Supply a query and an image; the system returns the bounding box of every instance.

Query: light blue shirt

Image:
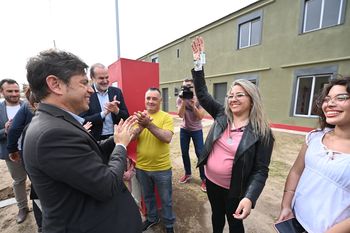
[94,84,114,136]
[66,110,85,125]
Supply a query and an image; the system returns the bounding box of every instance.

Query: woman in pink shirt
[191,37,274,233]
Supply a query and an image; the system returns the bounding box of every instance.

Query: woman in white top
[278,76,350,233]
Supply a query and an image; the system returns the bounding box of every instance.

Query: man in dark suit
[81,63,129,140]
[23,50,142,233]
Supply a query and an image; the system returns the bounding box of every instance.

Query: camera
[179,85,194,99]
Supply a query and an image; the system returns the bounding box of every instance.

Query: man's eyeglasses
[226,92,248,100]
[322,94,350,104]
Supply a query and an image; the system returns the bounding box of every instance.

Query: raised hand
[191,36,205,61]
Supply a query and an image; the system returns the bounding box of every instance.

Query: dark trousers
[206,179,244,233]
[180,128,205,180]
[33,200,42,228]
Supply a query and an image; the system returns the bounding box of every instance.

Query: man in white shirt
[81,63,129,140]
[0,79,28,224]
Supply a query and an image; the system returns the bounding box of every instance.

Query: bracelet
[284,189,295,193]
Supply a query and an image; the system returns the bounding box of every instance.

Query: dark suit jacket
[23,103,141,233]
[81,86,129,140]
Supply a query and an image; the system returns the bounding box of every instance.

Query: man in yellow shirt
[134,87,175,233]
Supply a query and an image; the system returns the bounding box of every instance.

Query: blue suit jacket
[0,100,23,160]
[7,102,34,154]
[81,86,129,140]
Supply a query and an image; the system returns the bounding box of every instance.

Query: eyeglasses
[226,92,248,100]
[322,94,350,104]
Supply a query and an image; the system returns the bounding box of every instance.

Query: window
[239,18,261,48]
[162,88,169,112]
[302,0,345,33]
[151,55,159,63]
[176,49,180,58]
[235,73,259,86]
[213,83,227,105]
[237,10,263,49]
[293,74,331,116]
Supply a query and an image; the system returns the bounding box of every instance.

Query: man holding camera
[177,78,206,192]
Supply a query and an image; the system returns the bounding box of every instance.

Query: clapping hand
[83,121,93,132]
[105,96,120,114]
[134,111,153,128]
[113,116,137,147]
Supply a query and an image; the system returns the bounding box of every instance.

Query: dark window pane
[239,22,249,48]
[162,88,168,111]
[251,19,261,45]
[295,77,312,115]
[323,0,341,27]
[304,0,322,31]
[151,57,159,63]
[214,83,227,105]
[311,75,331,114]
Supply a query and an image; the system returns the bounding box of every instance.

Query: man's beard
[5,96,20,105]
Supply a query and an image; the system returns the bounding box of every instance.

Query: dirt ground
[0,117,305,233]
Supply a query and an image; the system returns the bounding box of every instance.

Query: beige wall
[141,0,350,128]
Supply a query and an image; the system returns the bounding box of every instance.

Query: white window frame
[293,76,316,117]
[303,0,345,33]
[293,75,331,117]
[239,20,260,49]
[236,10,263,50]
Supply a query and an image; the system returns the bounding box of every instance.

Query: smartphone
[273,218,307,233]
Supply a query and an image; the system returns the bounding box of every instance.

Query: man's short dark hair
[26,49,88,101]
[0,79,19,90]
[147,87,161,95]
[183,78,193,83]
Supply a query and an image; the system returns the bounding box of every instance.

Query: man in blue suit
[81,63,129,140]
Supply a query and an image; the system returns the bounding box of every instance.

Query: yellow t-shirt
[136,111,174,171]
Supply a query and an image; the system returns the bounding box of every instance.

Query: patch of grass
[269,160,291,180]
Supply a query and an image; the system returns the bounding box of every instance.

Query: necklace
[226,125,245,145]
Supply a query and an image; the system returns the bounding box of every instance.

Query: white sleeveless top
[292,129,350,233]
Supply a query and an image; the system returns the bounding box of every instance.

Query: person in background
[0,78,29,224]
[133,87,176,233]
[191,37,274,233]
[23,49,142,233]
[81,63,129,140]
[177,78,206,192]
[7,88,42,232]
[278,76,350,233]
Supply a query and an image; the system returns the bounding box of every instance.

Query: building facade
[139,0,350,129]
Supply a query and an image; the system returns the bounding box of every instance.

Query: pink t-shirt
[176,97,203,131]
[205,126,243,189]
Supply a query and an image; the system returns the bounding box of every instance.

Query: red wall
[108,58,159,161]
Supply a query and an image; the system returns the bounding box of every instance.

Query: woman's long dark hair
[313,75,350,129]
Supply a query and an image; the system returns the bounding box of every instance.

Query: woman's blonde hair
[224,79,272,143]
